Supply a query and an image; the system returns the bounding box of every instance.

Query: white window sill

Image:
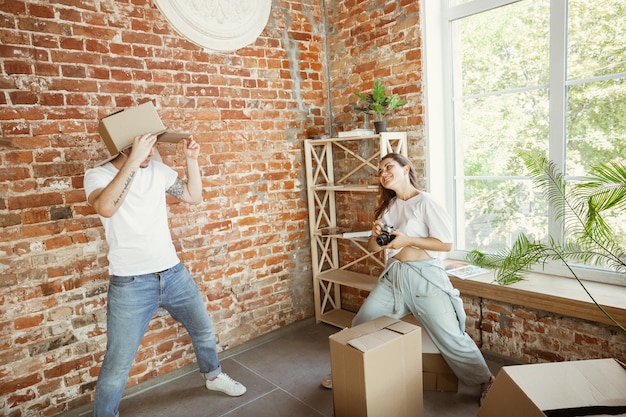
[445,262,626,328]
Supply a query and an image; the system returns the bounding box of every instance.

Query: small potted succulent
[355,80,407,133]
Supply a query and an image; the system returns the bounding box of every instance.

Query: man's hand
[126,133,158,166]
[182,137,200,160]
[88,133,157,218]
[175,136,203,205]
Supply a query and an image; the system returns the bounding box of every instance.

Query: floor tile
[233,321,335,416]
[222,389,326,417]
[117,359,274,417]
[63,319,507,417]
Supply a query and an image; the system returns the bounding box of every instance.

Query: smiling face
[377,157,408,190]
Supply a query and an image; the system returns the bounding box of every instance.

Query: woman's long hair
[374,153,420,219]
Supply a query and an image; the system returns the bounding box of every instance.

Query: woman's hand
[382,228,408,249]
[371,220,383,239]
[369,220,406,251]
[371,220,408,249]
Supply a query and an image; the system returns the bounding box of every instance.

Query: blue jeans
[92,263,221,417]
[353,258,492,386]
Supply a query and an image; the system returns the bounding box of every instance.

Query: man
[84,133,246,417]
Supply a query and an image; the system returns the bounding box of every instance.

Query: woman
[323,153,494,404]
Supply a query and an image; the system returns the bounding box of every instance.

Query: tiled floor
[64,318,506,417]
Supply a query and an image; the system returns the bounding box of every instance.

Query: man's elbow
[91,201,115,218]
[96,207,115,218]
[187,193,203,205]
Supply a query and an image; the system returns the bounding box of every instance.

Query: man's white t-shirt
[379,191,453,260]
[84,160,180,276]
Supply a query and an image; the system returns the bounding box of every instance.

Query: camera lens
[376,231,395,246]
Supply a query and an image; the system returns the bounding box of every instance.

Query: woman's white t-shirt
[84,160,180,276]
[379,191,453,260]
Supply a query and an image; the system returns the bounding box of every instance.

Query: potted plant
[355,80,407,133]
[466,153,626,332]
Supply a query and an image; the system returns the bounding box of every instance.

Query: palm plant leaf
[519,154,619,254]
[467,233,549,285]
[466,153,626,331]
[576,161,626,219]
[572,161,626,268]
[520,154,586,230]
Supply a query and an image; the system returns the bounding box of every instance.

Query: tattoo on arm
[113,171,136,206]
[166,177,186,199]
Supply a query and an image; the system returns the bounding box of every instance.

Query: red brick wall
[464,296,626,363]
[325,0,426,181]
[1,0,624,415]
[323,0,427,316]
[323,0,626,372]
[0,0,326,415]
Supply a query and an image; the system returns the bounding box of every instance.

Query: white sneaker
[321,373,332,389]
[205,373,247,396]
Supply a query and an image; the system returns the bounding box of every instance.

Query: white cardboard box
[329,316,423,417]
[478,358,626,417]
[97,101,189,155]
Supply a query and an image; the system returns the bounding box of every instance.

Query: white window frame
[423,0,625,286]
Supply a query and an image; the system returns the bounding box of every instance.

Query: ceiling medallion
[154,0,272,52]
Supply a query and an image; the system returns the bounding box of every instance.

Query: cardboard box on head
[97,101,190,156]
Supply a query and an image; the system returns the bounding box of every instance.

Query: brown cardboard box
[97,101,190,155]
[401,315,458,392]
[478,358,626,417]
[421,329,458,392]
[329,316,423,417]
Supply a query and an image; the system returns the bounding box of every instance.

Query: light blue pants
[353,258,493,386]
[92,262,221,417]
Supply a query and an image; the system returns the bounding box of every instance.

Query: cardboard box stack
[478,358,626,417]
[401,315,458,392]
[421,329,458,392]
[329,316,423,417]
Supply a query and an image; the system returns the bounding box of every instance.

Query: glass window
[429,0,626,282]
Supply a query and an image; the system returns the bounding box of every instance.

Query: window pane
[567,0,626,80]
[603,206,626,250]
[451,0,550,251]
[444,0,625,281]
[456,179,548,251]
[457,89,549,177]
[452,0,550,97]
[566,77,626,176]
[564,0,626,275]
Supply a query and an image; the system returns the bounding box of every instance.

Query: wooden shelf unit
[304,132,408,328]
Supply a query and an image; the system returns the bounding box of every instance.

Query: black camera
[376,224,396,246]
